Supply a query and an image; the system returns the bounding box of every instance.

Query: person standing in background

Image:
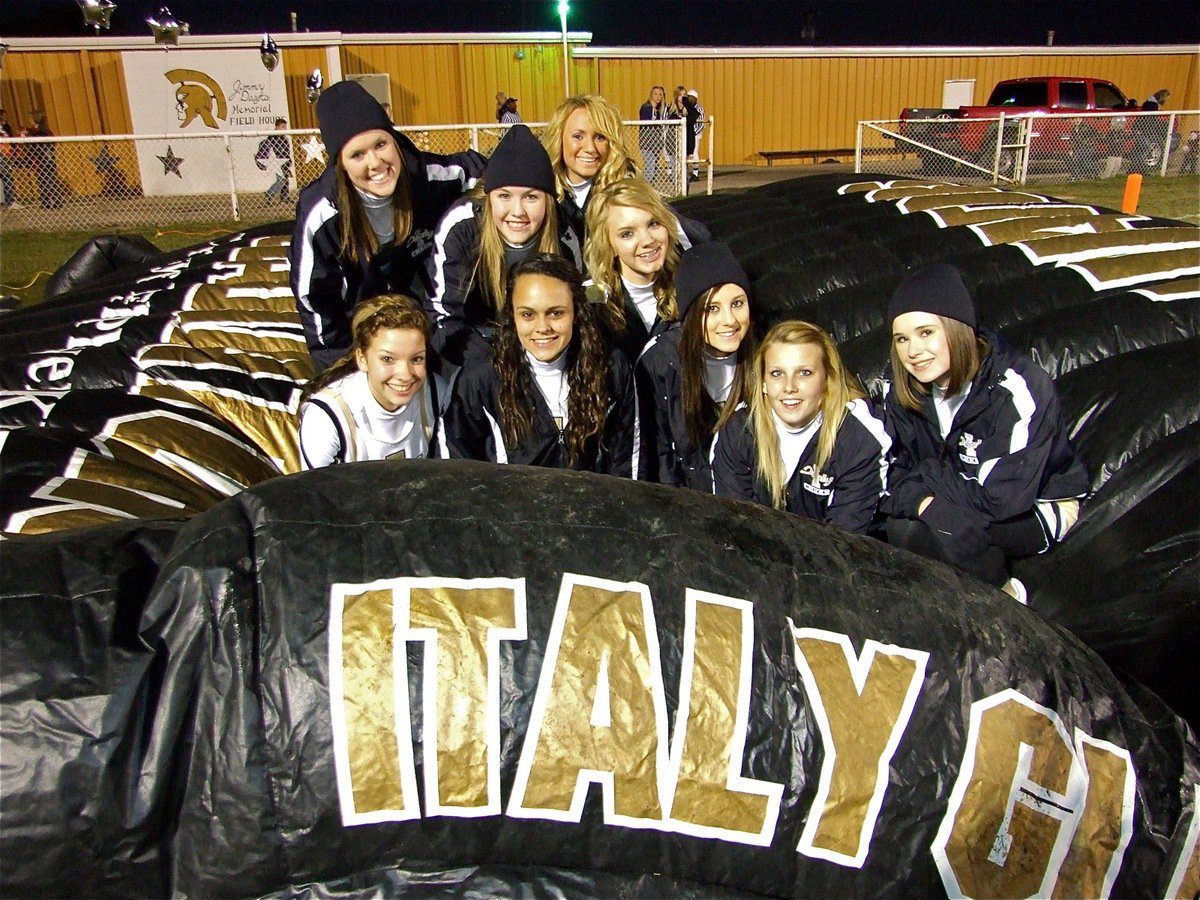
[500,97,522,124]
[683,89,706,183]
[255,118,293,204]
[21,112,62,209]
[638,85,669,184]
[0,109,16,208]
[495,91,508,122]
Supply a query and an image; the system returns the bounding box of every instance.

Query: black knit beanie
[887,262,976,330]
[317,81,394,162]
[674,242,752,321]
[483,124,556,195]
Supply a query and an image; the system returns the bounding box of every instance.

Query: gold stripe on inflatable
[897,190,1052,213]
[969,214,1148,246]
[1014,226,1200,265]
[1065,247,1200,291]
[926,205,1100,227]
[137,342,314,381]
[186,282,299,313]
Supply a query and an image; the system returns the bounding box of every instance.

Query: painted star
[157,145,184,178]
[300,135,326,164]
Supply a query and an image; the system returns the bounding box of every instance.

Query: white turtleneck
[566,176,593,209]
[526,350,570,426]
[773,410,823,481]
[933,382,971,439]
[622,276,658,330]
[356,188,396,246]
[702,350,737,403]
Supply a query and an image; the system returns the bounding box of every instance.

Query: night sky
[4,0,1198,46]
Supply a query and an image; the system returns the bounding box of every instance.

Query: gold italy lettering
[792,627,928,867]
[933,691,1088,899]
[329,583,419,825]
[509,575,668,826]
[1052,736,1134,899]
[407,580,525,816]
[667,590,783,845]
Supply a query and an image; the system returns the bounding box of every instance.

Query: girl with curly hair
[299,294,453,468]
[443,253,639,476]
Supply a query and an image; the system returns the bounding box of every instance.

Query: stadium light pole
[558,0,570,98]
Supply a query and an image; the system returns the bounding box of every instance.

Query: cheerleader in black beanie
[290,81,485,370]
[883,263,1089,602]
[443,253,639,476]
[636,241,755,490]
[425,124,581,368]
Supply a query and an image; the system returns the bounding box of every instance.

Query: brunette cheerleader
[298,294,451,468]
[712,320,891,534]
[636,241,754,490]
[290,81,485,369]
[443,253,639,476]
[882,263,1088,602]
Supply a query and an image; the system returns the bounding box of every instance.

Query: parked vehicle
[899,76,1174,176]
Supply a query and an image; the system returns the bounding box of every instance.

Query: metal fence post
[1161,112,1176,176]
[223,134,240,222]
[705,115,714,195]
[992,112,1006,184]
[855,121,864,173]
[469,126,479,153]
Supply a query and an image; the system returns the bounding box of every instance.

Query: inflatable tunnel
[1,175,1198,897]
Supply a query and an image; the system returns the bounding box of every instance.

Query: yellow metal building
[2,32,1196,167]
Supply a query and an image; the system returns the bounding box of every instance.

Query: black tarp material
[2,176,1200,897]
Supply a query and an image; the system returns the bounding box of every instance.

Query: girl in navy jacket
[289,81,485,370]
[712,320,891,534]
[443,253,639,477]
[426,125,582,369]
[584,177,709,362]
[882,263,1089,601]
[636,242,755,491]
[298,294,451,468]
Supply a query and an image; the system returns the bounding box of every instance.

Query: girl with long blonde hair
[541,94,639,244]
[584,177,709,361]
[426,125,578,367]
[711,320,891,534]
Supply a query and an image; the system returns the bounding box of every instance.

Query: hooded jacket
[289,130,485,368]
[711,400,891,534]
[882,333,1089,535]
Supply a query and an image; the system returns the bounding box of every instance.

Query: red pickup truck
[899,76,1169,176]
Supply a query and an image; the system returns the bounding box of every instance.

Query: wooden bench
[757,147,898,166]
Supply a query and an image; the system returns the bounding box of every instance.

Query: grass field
[1,174,1197,309]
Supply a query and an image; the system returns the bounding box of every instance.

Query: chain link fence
[856,110,1199,184]
[0,119,696,234]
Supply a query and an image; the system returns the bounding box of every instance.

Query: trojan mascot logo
[165,68,227,129]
